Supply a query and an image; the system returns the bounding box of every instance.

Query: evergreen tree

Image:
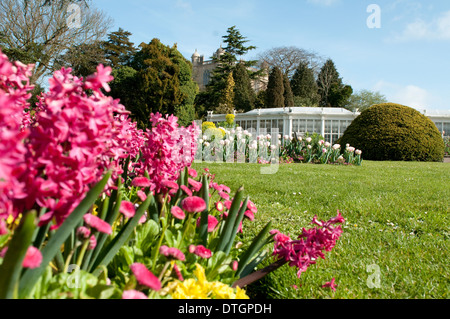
[108,38,197,128]
[103,28,137,69]
[233,62,255,112]
[265,67,284,108]
[317,59,352,108]
[200,26,260,111]
[283,73,294,108]
[290,61,320,106]
[215,72,235,114]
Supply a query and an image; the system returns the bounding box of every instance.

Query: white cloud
[373,81,431,111]
[391,10,450,42]
[307,0,339,7]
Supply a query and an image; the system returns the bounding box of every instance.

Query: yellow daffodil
[168,264,249,299]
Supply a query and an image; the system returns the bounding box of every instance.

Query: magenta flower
[76,226,91,240]
[159,245,186,261]
[181,196,206,213]
[120,201,136,218]
[196,215,218,232]
[137,190,147,202]
[244,210,255,221]
[188,168,197,178]
[84,64,114,92]
[122,290,148,299]
[171,206,186,220]
[83,214,112,235]
[173,263,184,281]
[1,246,42,269]
[88,235,97,250]
[132,177,151,188]
[188,178,202,192]
[180,185,192,197]
[130,263,161,291]
[215,201,224,212]
[0,219,7,235]
[322,278,338,291]
[161,180,179,190]
[22,246,43,269]
[191,245,212,259]
[247,200,257,214]
[218,191,230,200]
[272,213,345,278]
[232,260,238,271]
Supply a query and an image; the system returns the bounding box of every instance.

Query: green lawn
[192,161,450,299]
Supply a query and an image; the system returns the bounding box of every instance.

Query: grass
[192,160,450,299]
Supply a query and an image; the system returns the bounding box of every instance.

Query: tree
[0,0,112,84]
[345,89,388,112]
[258,46,324,79]
[317,59,352,108]
[283,74,294,108]
[215,72,235,114]
[109,39,198,128]
[54,41,108,78]
[103,28,137,69]
[290,61,320,106]
[233,62,255,112]
[265,67,284,108]
[200,26,261,111]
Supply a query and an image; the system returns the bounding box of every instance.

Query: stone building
[191,47,268,92]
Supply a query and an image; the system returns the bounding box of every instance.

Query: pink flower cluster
[135,112,200,194]
[271,211,345,278]
[14,65,130,228]
[0,50,34,220]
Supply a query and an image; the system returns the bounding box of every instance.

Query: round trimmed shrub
[337,103,445,161]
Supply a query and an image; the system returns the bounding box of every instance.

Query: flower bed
[199,125,363,166]
[0,51,345,299]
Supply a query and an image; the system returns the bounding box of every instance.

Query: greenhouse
[207,107,450,144]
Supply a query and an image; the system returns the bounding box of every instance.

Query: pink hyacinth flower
[181,196,206,213]
[122,290,148,299]
[130,263,161,291]
[83,214,112,235]
[0,219,8,235]
[171,206,186,220]
[322,278,338,291]
[120,201,136,218]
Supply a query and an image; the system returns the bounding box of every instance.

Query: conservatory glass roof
[242,107,357,116]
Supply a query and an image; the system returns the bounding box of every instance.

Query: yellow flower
[168,264,249,299]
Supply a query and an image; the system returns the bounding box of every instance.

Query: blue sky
[94,0,450,112]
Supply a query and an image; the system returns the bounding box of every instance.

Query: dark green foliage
[265,67,284,108]
[200,26,260,111]
[108,39,198,128]
[283,73,294,108]
[337,103,445,162]
[103,28,137,69]
[233,62,255,112]
[290,61,319,105]
[317,59,352,108]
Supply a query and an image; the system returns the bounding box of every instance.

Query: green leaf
[89,191,153,273]
[215,186,245,253]
[223,196,249,255]
[198,175,210,245]
[18,171,112,299]
[236,221,273,278]
[0,211,37,299]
